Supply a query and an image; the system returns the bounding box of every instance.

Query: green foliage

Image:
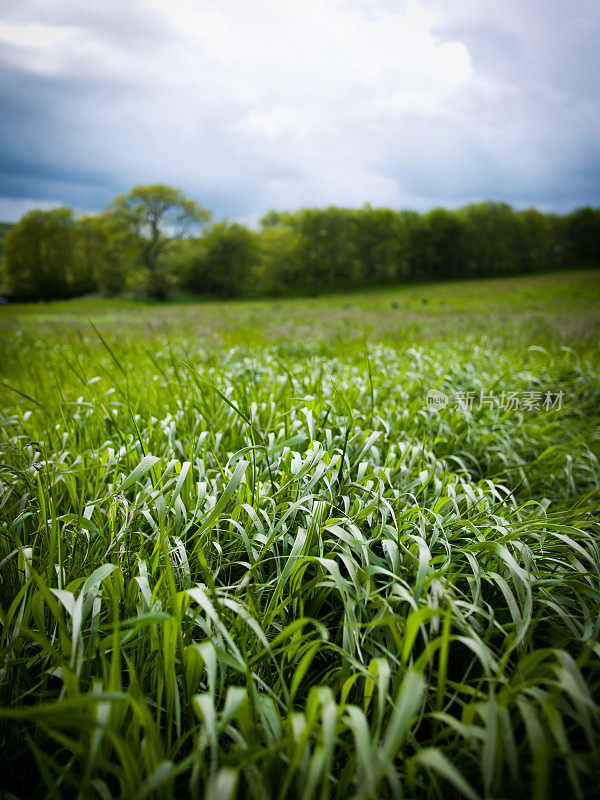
[458,202,524,277]
[420,208,464,278]
[76,213,139,295]
[177,221,257,297]
[516,209,556,271]
[254,223,303,295]
[293,207,358,289]
[350,206,407,282]
[2,208,79,300]
[108,184,212,300]
[1,193,599,303]
[0,221,14,274]
[565,207,600,263]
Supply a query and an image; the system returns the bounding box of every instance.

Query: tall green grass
[0,312,599,798]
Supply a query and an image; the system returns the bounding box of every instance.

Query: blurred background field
[1,268,599,356]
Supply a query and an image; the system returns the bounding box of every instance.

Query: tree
[2,208,78,300]
[200,221,258,297]
[292,207,357,292]
[394,210,422,279]
[351,206,406,282]
[565,207,600,264]
[255,223,303,294]
[516,209,555,271]
[0,222,14,271]
[108,184,211,299]
[458,202,522,277]
[172,222,258,297]
[75,214,139,295]
[420,208,465,278]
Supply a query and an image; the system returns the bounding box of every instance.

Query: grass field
[1,269,600,799]
[2,268,599,350]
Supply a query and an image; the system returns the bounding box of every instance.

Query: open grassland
[1,269,600,799]
[1,268,599,351]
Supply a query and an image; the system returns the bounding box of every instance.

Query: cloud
[0,0,599,222]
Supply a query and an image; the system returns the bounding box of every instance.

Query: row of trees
[2,185,599,301]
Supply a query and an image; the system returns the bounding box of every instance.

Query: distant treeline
[1,184,599,301]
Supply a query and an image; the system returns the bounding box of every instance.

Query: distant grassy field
[1,269,599,799]
[1,268,599,351]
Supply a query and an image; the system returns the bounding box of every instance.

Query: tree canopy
[108,184,211,298]
[1,184,598,301]
[3,208,77,300]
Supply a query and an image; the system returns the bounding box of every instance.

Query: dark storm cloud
[0,63,126,206]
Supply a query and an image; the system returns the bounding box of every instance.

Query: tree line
[1,184,599,301]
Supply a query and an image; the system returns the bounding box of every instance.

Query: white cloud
[234,106,309,141]
[0,21,75,49]
[0,20,81,76]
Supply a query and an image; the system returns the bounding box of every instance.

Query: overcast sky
[1,0,599,223]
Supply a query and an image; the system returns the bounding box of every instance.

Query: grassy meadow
[1,269,600,799]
